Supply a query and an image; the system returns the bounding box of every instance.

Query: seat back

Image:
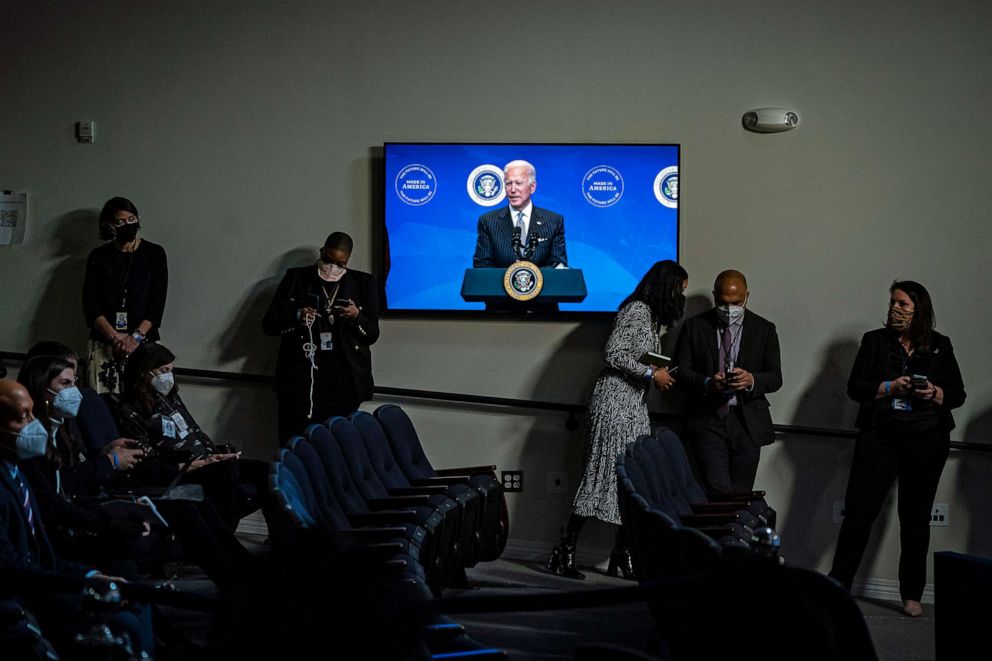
[653,427,708,503]
[270,449,317,529]
[330,415,392,502]
[76,386,120,454]
[344,413,412,491]
[624,436,690,520]
[288,434,350,528]
[306,421,372,517]
[373,404,437,480]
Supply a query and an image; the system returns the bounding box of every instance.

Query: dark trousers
[692,407,761,495]
[277,388,359,446]
[829,428,950,601]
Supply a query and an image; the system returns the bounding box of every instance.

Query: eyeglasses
[109,215,139,227]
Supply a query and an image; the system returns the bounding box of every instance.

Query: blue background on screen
[383,143,679,313]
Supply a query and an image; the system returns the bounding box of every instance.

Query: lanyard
[119,250,136,309]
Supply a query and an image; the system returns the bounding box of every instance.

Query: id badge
[161,416,178,439]
[892,398,914,412]
[114,311,129,330]
[170,412,190,439]
[320,332,334,351]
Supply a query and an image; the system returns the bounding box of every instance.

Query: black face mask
[113,223,140,243]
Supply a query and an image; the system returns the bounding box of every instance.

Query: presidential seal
[653,166,678,209]
[466,164,506,207]
[395,164,437,206]
[503,261,544,301]
[582,165,624,207]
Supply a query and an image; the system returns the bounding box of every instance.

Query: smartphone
[332,298,352,307]
[910,374,928,389]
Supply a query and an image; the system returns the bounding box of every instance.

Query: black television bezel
[376,141,680,321]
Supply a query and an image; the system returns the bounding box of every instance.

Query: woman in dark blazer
[829,280,966,618]
[262,232,380,444]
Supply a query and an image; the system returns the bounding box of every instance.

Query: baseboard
[502,538,932,603]
[852,577,934,605]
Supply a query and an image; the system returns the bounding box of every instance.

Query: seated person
[17,354,255,593]
[0,378,153,656]
[116,342,270,530]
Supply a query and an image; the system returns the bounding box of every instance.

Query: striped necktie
[13,468,36,537]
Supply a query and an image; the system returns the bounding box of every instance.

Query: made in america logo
[395,164,437,206]
[466,164,505,207]
[582,165,624,207]
[653,166,678,209]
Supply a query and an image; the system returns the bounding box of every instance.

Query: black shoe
[606,531,634,580]
[546,530,585,580]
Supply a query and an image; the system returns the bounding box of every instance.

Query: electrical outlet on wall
[930,503,949,527]
[501,471,523,492]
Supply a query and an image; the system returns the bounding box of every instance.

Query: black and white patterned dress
[572,301,660,525]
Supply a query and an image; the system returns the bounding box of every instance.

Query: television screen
[382,142,679,315]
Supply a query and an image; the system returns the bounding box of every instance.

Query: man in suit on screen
[675,270,782,494]
[472,160,568,269]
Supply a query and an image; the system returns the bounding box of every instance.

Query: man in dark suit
[472,160,567,269]
[0,379,153,655]
[262,232,380,444]
[675,270,782,494]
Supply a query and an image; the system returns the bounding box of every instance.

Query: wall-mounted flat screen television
[381,142,679,316]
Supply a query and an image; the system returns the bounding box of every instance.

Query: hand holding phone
[910,374,928,389]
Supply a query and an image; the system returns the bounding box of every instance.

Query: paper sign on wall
[1,191,27,246]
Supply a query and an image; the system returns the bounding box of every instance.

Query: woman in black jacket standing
[829,280,966,617]
[82,196,168,393]
[262,232,380,444]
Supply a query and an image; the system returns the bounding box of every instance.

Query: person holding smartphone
[262,232,380,444]
[829,280,966,618]
[674,270,783,496]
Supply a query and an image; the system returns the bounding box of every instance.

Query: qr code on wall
[0,210,17,227]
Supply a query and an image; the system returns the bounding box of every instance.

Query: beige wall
[2,0,990,589]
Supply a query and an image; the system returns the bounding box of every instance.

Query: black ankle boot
[546,529,585,579]
[606,531,634,580]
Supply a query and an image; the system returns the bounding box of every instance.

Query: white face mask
[716,304,745,326]
[322,264,347,282]
[150,371,174,397]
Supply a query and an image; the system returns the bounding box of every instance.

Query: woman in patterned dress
[546,260,688,579]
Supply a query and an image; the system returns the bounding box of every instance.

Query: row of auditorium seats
[269,404,509,658]
[617,429,879,660]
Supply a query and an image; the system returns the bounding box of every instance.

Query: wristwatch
[131,331,145,344]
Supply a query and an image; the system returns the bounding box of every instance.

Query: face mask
[716,304,745,326]
[48,386,82,418]
[113,222,140,243]
[318,262,347,282]
[887,305,914,332]
[9,419,49,460]
[150,371,174,397]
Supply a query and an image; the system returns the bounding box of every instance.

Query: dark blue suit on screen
[472,206,567,268]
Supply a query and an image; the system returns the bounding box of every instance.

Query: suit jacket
[262,265,380,401]
[472,206,567,268]
[1,462,89,577]
[675,309,783,446]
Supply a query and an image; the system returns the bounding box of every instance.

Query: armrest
[680,512,744,527]
[347,510,419,526]
[410,476,470,487]
[706,490,765,500]
[690,503,750,514]
[337,526,413,543]
[387,486,449,496]
[367,495,433,509]
[436,465,496,477]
